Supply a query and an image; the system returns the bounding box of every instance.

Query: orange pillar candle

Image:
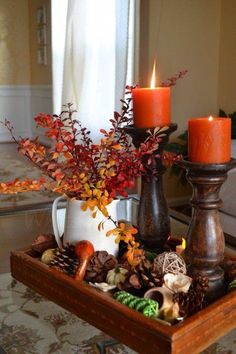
[132,87,170,128]
[188,117,231,163]
[132,64,171,128]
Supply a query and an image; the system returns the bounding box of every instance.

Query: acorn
[41,248,56,264]
[74,240,95,281]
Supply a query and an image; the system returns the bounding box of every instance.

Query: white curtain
[51,0,138,141]
[51,0,68,116]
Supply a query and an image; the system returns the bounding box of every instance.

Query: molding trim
[31,85,52,98]
[0,85,52,142]
[0,86,32,142]
[30,86,52,144]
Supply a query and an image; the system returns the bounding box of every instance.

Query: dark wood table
[10,217,236,354]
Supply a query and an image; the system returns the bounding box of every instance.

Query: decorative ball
[153,252,186,275]
[41,248,56,264]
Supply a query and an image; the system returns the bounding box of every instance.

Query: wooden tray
[10,248,236,354]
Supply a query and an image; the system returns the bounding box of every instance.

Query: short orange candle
[188,117,231,163]
[132,64,170,128]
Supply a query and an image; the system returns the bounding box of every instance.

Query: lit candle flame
[209,116,213,121]
[150,63,156,88]
[175,238,186,254]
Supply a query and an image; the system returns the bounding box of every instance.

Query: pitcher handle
[52,196,66,248]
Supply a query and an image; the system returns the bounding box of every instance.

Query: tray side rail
[10,249,236,354]
[11,249,173,354]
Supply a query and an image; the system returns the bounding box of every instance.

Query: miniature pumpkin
[228,279,236,291]
[106,267,128,285]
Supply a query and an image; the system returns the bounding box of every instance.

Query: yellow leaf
[52,152,59,159]
[108,169,116,177]
[87,199,97,207]
[106,229,113,236]
[84,183,90,191]
[102,208,109,217]
[81,202,88,211]
[99,168,106,176]
[108,158,116,165]
[98,221,105,231]
[92,189,99,196]
[92,210,97,218]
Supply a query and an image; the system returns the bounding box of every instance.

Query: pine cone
[85,251,117,283]
[173,274,209,317]
[50,244,79,277]
[221,260,236,283]
[193,274,209,292]
[119,255,163,291]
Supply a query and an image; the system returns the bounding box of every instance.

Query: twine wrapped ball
[153,252,187,275]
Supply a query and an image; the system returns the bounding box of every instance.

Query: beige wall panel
[139,0,221,198]
[0,0,30,84]
[139,0,221,135]
[218,0,236,113]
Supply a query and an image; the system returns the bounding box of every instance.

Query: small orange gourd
[74,240,95,281]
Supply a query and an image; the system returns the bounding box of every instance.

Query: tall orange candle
[188,117,231,163]
[132,65,170,128]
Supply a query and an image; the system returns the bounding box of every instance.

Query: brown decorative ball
[153,252,186,276]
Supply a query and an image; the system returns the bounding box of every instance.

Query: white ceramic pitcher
[52,196,119,256]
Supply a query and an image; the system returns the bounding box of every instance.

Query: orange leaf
[111,144,122,150]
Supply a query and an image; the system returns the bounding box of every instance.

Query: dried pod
[163,273,192,293]
[85,251,118,283]
[144,287,174,314]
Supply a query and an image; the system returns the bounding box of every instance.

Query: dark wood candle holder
[177,158,236,299]
[124,123,177,251]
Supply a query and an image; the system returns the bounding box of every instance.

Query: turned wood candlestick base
[124,123,177,251]
[177,158,236,299]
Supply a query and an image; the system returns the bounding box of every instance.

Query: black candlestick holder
[177,158,236,299]
[124,123,177,251]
